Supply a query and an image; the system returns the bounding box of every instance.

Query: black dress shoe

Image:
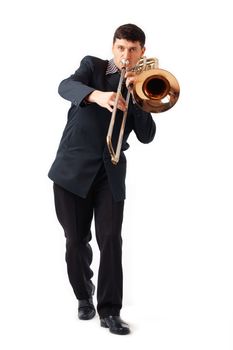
[78,284,96,320]
[78,297,96,320]
[100,316,130,335]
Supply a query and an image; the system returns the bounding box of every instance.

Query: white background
[1,0,233,349]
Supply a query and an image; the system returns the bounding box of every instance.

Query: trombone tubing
[106,66,130,165]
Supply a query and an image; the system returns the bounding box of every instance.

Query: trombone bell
[132,68,180,113]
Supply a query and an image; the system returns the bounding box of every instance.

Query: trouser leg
[93,172,125,317]
[53,183,94,300]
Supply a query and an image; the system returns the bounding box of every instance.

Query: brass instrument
[106,57,180,165]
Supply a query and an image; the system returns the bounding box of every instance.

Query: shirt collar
[106,59,119,75]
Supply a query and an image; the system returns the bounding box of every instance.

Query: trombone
[106,56,180,165]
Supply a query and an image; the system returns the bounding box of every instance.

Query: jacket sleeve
[58,56,95,106]
[131,103,156,143]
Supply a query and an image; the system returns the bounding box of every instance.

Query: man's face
[112,39,145,70]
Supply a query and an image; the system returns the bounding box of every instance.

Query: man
[48,23,156,335]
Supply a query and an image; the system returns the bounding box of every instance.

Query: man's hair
[113,24,146,48]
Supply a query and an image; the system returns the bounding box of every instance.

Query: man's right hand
[86,90,127,113]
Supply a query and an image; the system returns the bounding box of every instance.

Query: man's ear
[141,46,146,56]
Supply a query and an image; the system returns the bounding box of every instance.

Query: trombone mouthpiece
[120,59,129,67]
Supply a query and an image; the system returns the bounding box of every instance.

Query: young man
[48,23,156,335]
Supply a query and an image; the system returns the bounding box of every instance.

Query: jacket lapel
[105,72,120,91]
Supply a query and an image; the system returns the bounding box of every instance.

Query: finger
[126,77,135,88]
[109,98,115,108]
[118,94,126,104]
[109,96,126,112]
[117,102,127,112]
[118,96,128,111]
[106,104,113,112]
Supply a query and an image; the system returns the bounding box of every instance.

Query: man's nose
[121,51,130,65]
[124,49,131,59]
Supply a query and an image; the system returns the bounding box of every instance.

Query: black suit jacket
[48,56,156,201]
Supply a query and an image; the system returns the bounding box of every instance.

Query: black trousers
[53,165,124,317]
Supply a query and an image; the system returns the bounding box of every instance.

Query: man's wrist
[86,90,100,104]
